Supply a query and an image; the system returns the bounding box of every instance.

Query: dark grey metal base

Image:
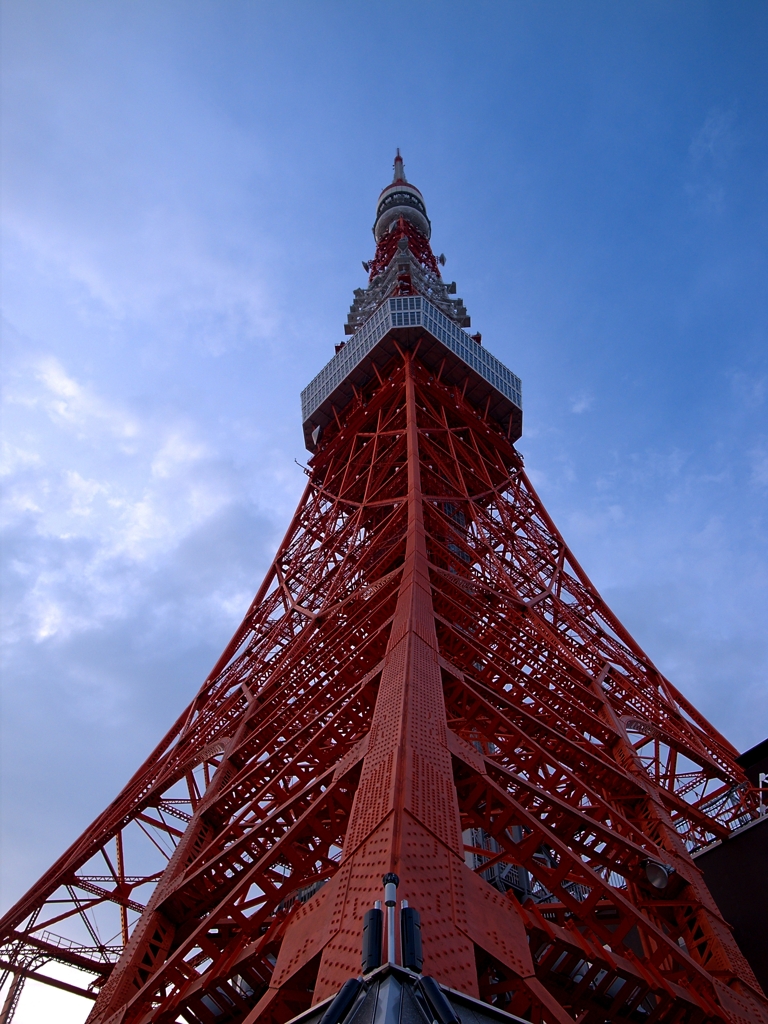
[286,965,528,1024]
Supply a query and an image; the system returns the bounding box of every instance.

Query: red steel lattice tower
[1,154,766,1024]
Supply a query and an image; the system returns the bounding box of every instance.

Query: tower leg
[0,972,26,1024]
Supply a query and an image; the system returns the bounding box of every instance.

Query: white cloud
[65,470,106,516]
[689,106,738,166]
[0,356,245,641]
[6,355,140,442]
[685,106,741,211]
[33,597,66,641]
[730,371,766,409]
[151,432,209,479]
[2,191,279,356]
[750,443,768,486]
[570,391,592,414]
[0,441,41,476]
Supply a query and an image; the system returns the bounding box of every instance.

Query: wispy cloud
[32,356,139,439]
[570,391,592,414]
[749,443,768,486]
[1,356,261,644]
[689,106,739,166]
[730,370,766,410]
[685,105,741,212]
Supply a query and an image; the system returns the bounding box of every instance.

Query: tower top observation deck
[373,148,432,241]
[301,152,523,450]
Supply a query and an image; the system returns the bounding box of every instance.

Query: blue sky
[1,3,767,1018]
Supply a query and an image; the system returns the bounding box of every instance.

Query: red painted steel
[368,215,440,281]
[1,300,766,1021]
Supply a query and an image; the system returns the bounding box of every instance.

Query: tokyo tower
[1,154,766,1024]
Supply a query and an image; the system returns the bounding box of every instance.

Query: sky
[1,2,767,1020]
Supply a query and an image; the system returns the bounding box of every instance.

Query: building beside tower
[1,155,766,1024]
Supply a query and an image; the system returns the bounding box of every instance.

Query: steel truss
[1,352,764,1024]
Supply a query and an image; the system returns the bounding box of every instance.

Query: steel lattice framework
[1,157,765,1024]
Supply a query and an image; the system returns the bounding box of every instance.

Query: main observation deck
[301,293,522,450]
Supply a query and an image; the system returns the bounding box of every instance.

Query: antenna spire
[393,148,406,183]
